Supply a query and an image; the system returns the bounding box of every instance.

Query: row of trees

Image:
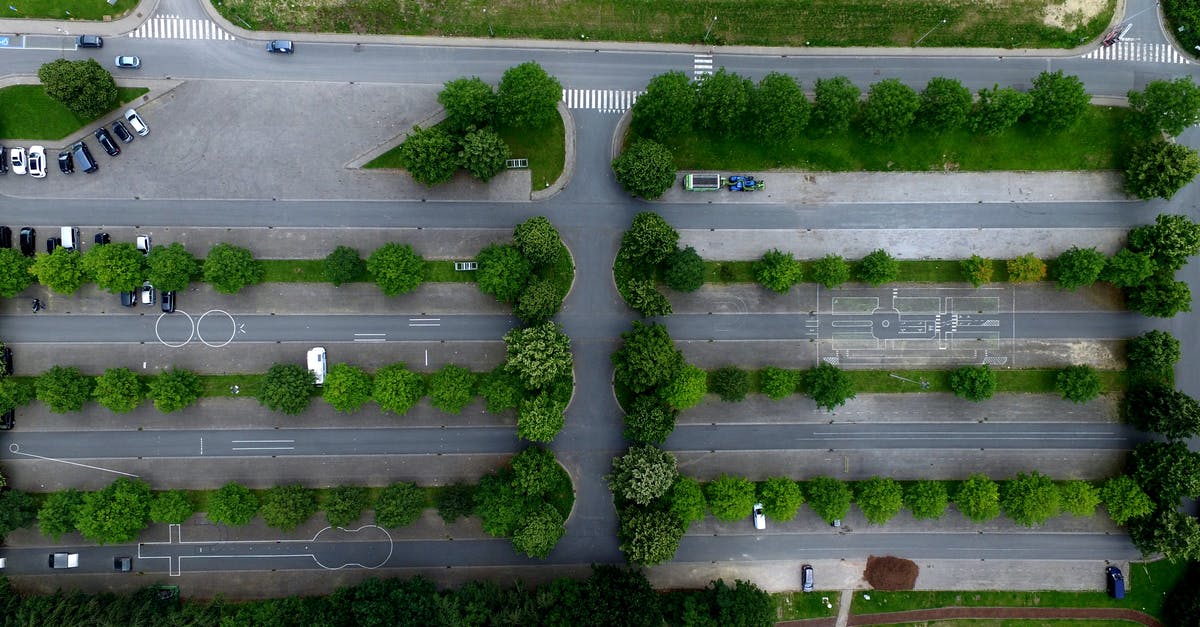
[473,216,573,325]
[399,62,562,186]
[0,566,775,627]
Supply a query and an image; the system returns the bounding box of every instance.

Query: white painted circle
[155,310,195,348]
[196,310,237,348]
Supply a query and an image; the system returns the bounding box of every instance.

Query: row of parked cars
[1,110,148,177]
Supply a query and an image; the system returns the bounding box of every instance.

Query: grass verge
[258,259,477,284]
[0,86,149,141]
[773,590,841,621]
[210,0,1112,49]
[704,259,1013,285]
[3,0,135,21]
[702,367,1126,397]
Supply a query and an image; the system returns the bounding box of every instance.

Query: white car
[753,503,766,530]
[115,55,141,69]
[27,146,45,178]
[125,108,149,136]
[49,552,79,568]
[136,234,151,254]
[9,147,26,175]
[307,347,327,386]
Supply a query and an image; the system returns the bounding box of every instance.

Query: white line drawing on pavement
[354,332,386,343]
[155,310,195,348]
[561,89,643,113]
[230,439,295,451]
[1081,42,1191,64]
[196,310,237,348]
[8,443,140,477]
[128,14,236,41]
[409,317,440,327]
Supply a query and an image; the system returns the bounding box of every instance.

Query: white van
[60,226,79,252]
[307,347,326,386]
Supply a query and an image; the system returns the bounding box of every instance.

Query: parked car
[95,127,121,157]
[60,227,80,252]
[45,237,60,254]
[9,147,26,175]
[120,290,137,307]
[71,141,98,173]
[0,226,11,249]
[1,346,12,376]
[57,151,73,174]
[136,235,151,254]
[111,120,134,143]
[19,228,35,257]
[0,409,13,431]
[114,55,140,69]
[1106,566,1125,599]
[752,503,766,530]
[266,39,294,54]
[801,565,814,592]
[76,35,103,48]
[49,552,79,568]
[27,146,45,178]
[94,232,110,245]
[161,290,175,313]
[307,347,327,385]
[0,145,7,174]
[125,109,149,136]
[114,556,132,572]
[141,281,155,305]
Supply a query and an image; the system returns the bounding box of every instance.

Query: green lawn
[773,590,841,621]
[0,86,148,141]
[702,259,1014,285]
[211,0,1112,48]
[5,0,135,20]
[662,106,1131,173]
[704,366,1124,396]
[258,259,478,284]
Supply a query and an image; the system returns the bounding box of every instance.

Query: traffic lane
[664,422,1153,451]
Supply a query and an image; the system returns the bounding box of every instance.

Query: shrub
[260,485,318,531]
[375,481,426,528]
[759,366,798,400]
[949,365,996,402]
[710,366,749,402]
[810,254,851,288]
[754,248,803,293]
[1007,253,1046,283]
[1055,365,1102,403]
[207,483,259,527]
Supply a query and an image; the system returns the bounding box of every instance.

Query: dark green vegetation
[211,0,1111,49]
[0,0,134,20]
[0,84,148,141]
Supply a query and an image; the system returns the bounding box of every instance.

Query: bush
[323,246,365,286]
[754,248,803,294]
[367,243,425,296]
[811,254,851,288]
[36,365,93,413]
[203,243,263,294]
[664,246,705,292]
[1055,365,1102,403]
[322,363,373,413]
[949,365,996,402]
[710,366,749,402]
[148,368,203,413]
[258,363,316,415]
[961,254,993,287]
[705,474,757,522]
[207,483,259,527]
[435,483,476,523]
[1007,253,1047,283]
[375,481,426,528]
[864,556,920,591]
[260,485,318,532]
[759,366,798,400]
[612,140,676,199]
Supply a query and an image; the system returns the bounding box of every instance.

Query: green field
[0,85,148,141]
[3,0,134,20]
[702,259,1016,285]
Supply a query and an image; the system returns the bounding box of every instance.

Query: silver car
[115,55,141,69]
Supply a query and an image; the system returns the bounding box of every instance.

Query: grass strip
[772,590,842,621]
[258,259,477,284]
[0,86,149,141]
[712,367,1127,396]
[703,259,1013,285]
[1,0,135,21]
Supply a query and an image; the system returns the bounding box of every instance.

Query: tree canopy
[504,322,573,390]
[612,321,684,394]
[83,242,145,293]
[203,243,263,294]
[496,61,562,129]
[146,242,199,292]
[631,71,696,141]
[399,125,459,186]
[258,363,316,415]
[608,445,678,506]
[612,141,677,199]
[38,58,118,118]
[367,243,425,296]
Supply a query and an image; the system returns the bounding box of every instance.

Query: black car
[71,141,98,173]
[57,151,73,174]
[95,128,121,157]
[114,556,132,572]
[111,120,134,143]
[46,237,60,254]
[76,35,103,48]
[0,409,13,431]
[120,290,137,308]
[161,290,176,313]
[18,228,35,257]
[94,232,110,245]
[0,226,11,249]
[266,39,294,53]
[1,346,11,376]
[0,145,6,174]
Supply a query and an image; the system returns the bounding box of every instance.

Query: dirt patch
[1042,0,1109,29]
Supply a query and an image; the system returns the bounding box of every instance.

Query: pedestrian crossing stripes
[128,14,236,40]
[1081,42,1190,64]
[562,89,643,113]
[694,53,713,77]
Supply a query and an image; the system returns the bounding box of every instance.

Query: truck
[682,173,723,191]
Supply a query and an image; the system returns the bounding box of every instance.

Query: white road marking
[354,332,386,343]
[1081,42,1191,64]
[7,443,140,477]
[128,14,236,41]
[694,53,714,77]
[409,317,440,327]
[561,88,644,113]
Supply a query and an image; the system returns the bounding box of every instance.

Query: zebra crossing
[1081,42,1190,64]
[128,14,236,40]
[561,89,643,113]
[694,54,714,78]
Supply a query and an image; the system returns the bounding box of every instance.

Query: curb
[530,102,574,202]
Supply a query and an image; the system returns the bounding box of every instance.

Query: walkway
[779,606,1162,626]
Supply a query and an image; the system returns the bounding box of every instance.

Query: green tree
[810,254,851,288]
[961,254,994,287]
[496,61,562,129]
[950,365,996,402]
[1124,140,1200,200]
[1027,70,1090,130]
[323,486,370,527]
[1127,330,1181,383]
[1099,475,1154,525]
[438,76,497,132]
[1127,507,1200,562]
[322,363,373,413]
[803,362,856,411]
[857,248,900,286]
[373,363,426,416]
[1126,275,1192,318]
[504,321,573,390]
[476,243,531,303]
[435,483,475,523]
[0,378,33,416]
[37,489,84,540]
[860,78,920,143]
[513,216,562,267]
[260,485,318,531]
[36,365,93,413]
[367,243,425,296]
[621,212,680,268]
[1128,213,1200,272]
[669,475,707,525]
[458,127,511,181]
[970,85,1031,135]
[92,367,144,413]
[1007,253,1047,283]
[916,76,972,130]
[511,446,563,497]
[758,477,804,521]
[695,69,753,135]
[754,248,803,294]
[810,76,861,135]
[75,478,152,544]
[0,248,34,297]
[623,394,678,445]
[619,506,684,565]
[760,366,799,400]
[1132,441,1200,505]
[631,71,696,141]
[710,366,749,402]
[955,473,1001,523]
[751,72,810,140]
[37,58,118,118]
[0,490,37,536]
[855,476,904,525]
[322,245,365,286]
[149,490,195,524]
[478,365,523,414]
[148,368,202,413]
[664,246,705,292]
[515,277,564,325]
[203,243,263,294]
[145,242,199,293]
[207,482,259,526]
[904,480,949,520]
[1001,471,1061,527]
[399,125,459,186]
[612,140,677,199]
[1128,76,1200,137]
[705,474,758,522]
[613,321,683,394]
[1125,383,1200,440]
[1053,246,1107,291]
[621,276,672,317]
[659,363,707,411]
[30,248,85,295]
[375,481,426,528]
[1056,364,1103,404]
[608,445,678,506]
[1058,480,1100,517]
[517,392,567,442]
[258,363,316,415]
[1101,248,1156,288]
[511,503,566,558]
[804,476,852,524]
[428,364,475,414]
[82,242,145,293]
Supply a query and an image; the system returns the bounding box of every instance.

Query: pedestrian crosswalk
[561,89,643,113]
[694,54,714,78]
[1081,42,1191,64]
[128,14,236,40]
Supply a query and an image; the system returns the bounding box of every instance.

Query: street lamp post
[703,15,717,42]
[914,18,947,46]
